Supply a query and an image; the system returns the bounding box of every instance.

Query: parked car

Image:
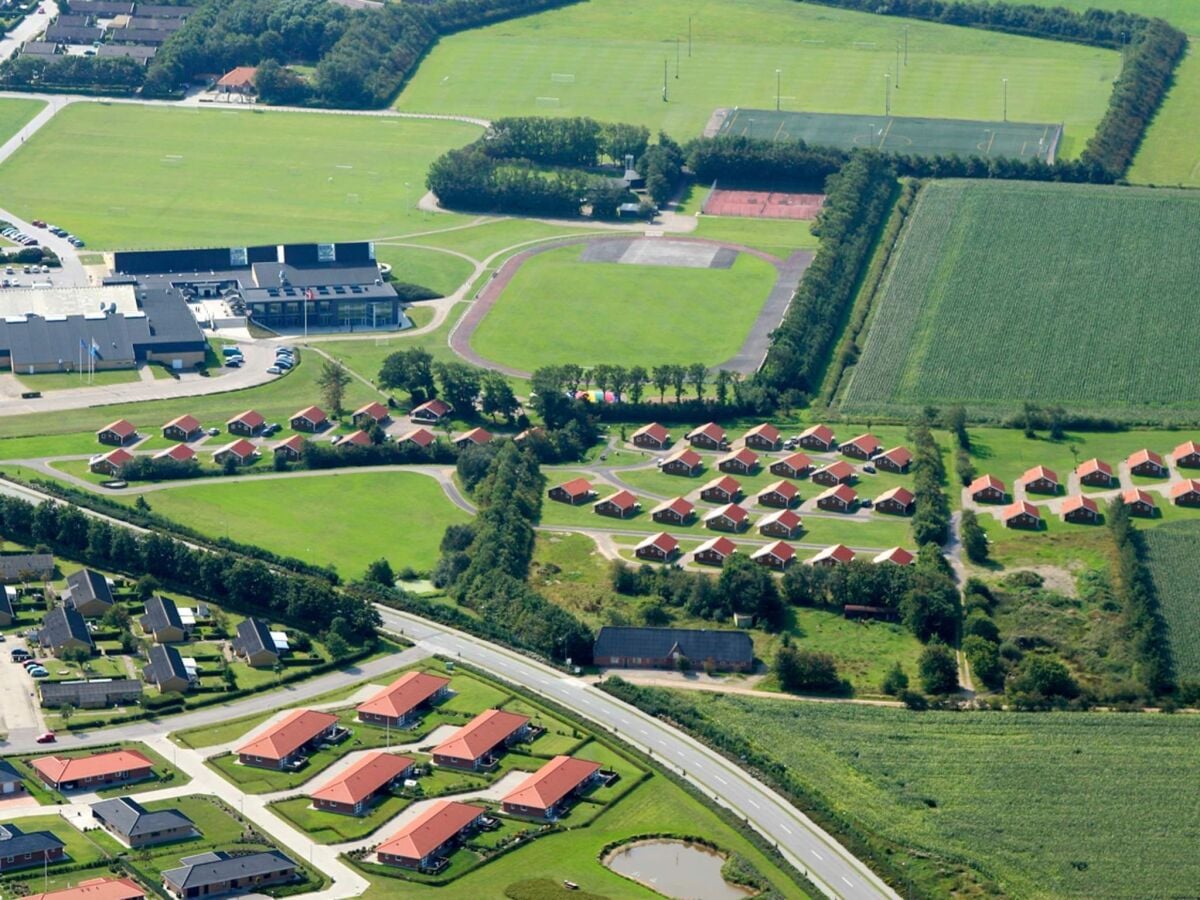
[225,357,243,368]
[11,650,30,662]
[69,238,85,248]
[35,732,56,744]
[23,660,43,670]
[29,667,49,678]
[862,464,876,474]
[263,423,281,436]
[861,499,874,509]
[266,366,281,375]
[31,220,46,228]
[207,427,220,436]
[274,359,293,370]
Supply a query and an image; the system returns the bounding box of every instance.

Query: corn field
[841,180,1200,419]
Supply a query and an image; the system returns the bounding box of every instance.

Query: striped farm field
[841,180,1200,420]
[1142,520,1200,681]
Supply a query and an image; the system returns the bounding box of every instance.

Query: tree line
[0,54,145,93]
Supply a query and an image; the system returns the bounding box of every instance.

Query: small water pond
[604,839,754,899]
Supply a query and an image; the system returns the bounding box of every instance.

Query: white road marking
[747,799,760,809]
[780,824,793,835]
[714,775,728,785]
[842,876,855,887]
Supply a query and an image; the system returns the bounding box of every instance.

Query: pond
[604,839,753,899]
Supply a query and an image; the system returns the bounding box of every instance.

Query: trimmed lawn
[690,215,819,256]
[1128,42,1200,188]
[10,742,190,803]
[15,368,143,392]
[404,219,604,263]
[1141,520,1200,681]
[270,793,412,844]
[119,470,470,578]
[0,99,44,144]
[0,103,481,250]
[375,244,475,297]
[470,244,778,371]
[396,0,1116,158]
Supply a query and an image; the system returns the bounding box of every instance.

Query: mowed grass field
[1142,520,1200,681]
[0,98,44,144]
[395,0,1117,156]
[117,471,470,577]
[469,244,778,370]
[841,180,1200,419]
[0,103,481,250]
[681,692,1200,897]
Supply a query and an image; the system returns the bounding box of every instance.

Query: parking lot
[0,636,47,735]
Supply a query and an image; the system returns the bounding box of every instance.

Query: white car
[267,366,282,375]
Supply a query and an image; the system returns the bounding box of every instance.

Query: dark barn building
[593,626,754,672]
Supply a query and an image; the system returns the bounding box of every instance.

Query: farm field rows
[1142,519,1200,681]
[395,0,1117,158]
[676,691,1200,898]
[841,180,1200,418]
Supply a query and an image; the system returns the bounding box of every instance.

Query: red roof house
[798,424,836,451]
[651,496,694,525]
[212,438,259,466]
[90,447,134,477]
[686,422,728,450]
[310,751,414,816]
[875,446,912,474]
[154,443,195,464]
[1173,440,1200,469]
[273,434,305,461]
[757,480,799,508]
[432,709,530,770]
[770,452,814,479]
[812,460,855,487]
[227,410,264,436]
[97,419,137,446]
[20,877,146,900]
[410,398,453,423]
[718,447,759,475]
[841,433,881,460]
[1121,488,1158,517]
[743,423,781,451]
[32,750,153,791]
[874,486,915,516]
[377,800,486,869]
[1061,494,1101,524]
[352,401,389,429]
[810,544,855,567]
[1002,500,1043,529]
[635,532,678,562]
[816,484,858,512]
[969,474,1007,504]
[703,503,749,532]
[757,508,803,539]
[751,540,795,570]
[594,490,640,519]
[357,671,450,728]
[1170,478,1200,507]
[1076,458,1114,487]
[237,709,340,770]
[661,447,703,476]
[454,427,492,449]
[290,406,328,432]
[1127,449,1167,478]
[1021,466,1059,495]
[338,429,372,449]
[693,536,737,567]
[631,422,671,450]
[700,474,742,504]
[501,756,602,820]
[162,415,202,442]
[873,547,914,566]
[397,427,436,450]
[548,478,594,505]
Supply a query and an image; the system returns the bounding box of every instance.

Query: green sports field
[395,0,1116,159]
[468,243,778,370]
[119,471,470,577]
[0,103,481,250]
[716,108,1060,160]
[0,98,44,145]
[841,180,1200,418]
[1143,520,1200,681]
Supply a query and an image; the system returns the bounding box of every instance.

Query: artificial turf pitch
[715,107,1061,160]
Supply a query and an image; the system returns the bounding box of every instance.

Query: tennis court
[710,108,1062,161]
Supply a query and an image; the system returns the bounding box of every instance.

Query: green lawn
[470,243,778,370]
[1128,40,1200,187]
[842,180,1200,419]
[10,742,190,803]
[0,98,44,145]
[0,103,481,250]
[270,793,412,844]
[0,813,120,895]
[690,215,819,256]
[121,470,469,579]
[395,0,1116,158]
[376,244,475,297]
[1142,520,1200,681]
[671,691,1200,898]
[15,368,144,392]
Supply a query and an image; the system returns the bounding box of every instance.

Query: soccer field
[841,180,1200,419]
[395,0,1117,158]
[715,108,1061,160]
[0,103,482,250]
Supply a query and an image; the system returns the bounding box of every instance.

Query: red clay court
[702,188,825,220]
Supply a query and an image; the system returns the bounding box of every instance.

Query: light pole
[884,73,890,117]
[688,15,692,57]
[904,25,909,65]
[775,69,781,111]
[1002,77,1008,122]
[662,58,668,102]
[676,37,680,78]
[895,40,901,88]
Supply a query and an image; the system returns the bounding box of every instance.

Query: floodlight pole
[884,73,890,117]
[676,37,680,78]
[895,41,901,88]
[688,16,692,57]
[776,69,781,111]
[904,25,909,65]
[663,59,668,101]
[1003,77,1008,122]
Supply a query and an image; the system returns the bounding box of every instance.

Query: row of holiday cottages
[632,421,896,458]
[634,531,912,570]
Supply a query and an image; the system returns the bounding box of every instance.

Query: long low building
[32,749,154,791]
[432,709,530,771]
[19,876,146,900]
[356,671,450,729]
[161,850,297,898]
[501,756,601,820]
[39,678,143,709]
[376,800,485,869]
[593,626,755,672]
[236,709,341,770]
[309,751,414,816]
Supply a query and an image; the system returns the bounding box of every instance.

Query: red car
[31,220,46,228]
[35,732,55,744]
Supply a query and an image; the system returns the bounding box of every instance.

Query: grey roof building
[64,568,114,617]
[0,589,14,626]
[593,626,755,672]
[109,26,171,43]
[71,0,134,13]
[124,15,185,29]
[39,606,94,654]
[0,760,23,790]
[0,553,54,582]
[162,850,297,896]
[0,823,65,870]
[144,645,193,693]
[136,2,196,15]
[55,14,94,26]
[91,797,194,848]
[232,617,278,667]
[44,24,103,42]
[96,43,157,61]
[140,595,186,643]
[40,679,142,709]
[21,40,60,56]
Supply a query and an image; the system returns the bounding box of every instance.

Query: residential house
[631,422,670,450]
[453,427,492,449]
[232,617,279,668]
[812,460,855,487]
[758,508,803,539]
[1061,494,1101,524]
[351,401,389,429]
[161,850,297,899]
[661,448,703,476]
[236,709,341,769]
[90,448,134,478]
[651,496,693,525]
[873,547,915,566]
[1003,500,1043,529]
[376,801,485,870]
[548,478,594,505]
[0,760,20,795]
[770,452,813,479]
[592,626,754,671]
[703,503,749,533]
[0,824,65,872]
[1170,478,1200,507]
[686,422,727,451]
[0,587,12,627]
[1021,466,1059,495]
[310,751,414,816]
[410,398,453,423]
[501,756,601,820]
[39,607,94,656]
[969,474,1007,504]
[1076,458,1114,487]
[1127,449,1167,478]
[875,446,912,474]
[742,423,781,451]
[841,433,881,460]
[757,480,798,509]
[397,428,436,450]
[874,486,915,516]
[635,532,678,562]
[143,645,193,694]
[19,876,145,900]
[0,553,54,582]
[162,415,202,442]
[31,750,153,791]
[336,430,371,449]
[1121,488,1158,518]
[273,435,305,462]
[751,541,795,570]
[55,572,113,618]
[40,680,141,710]
[289,406,327,432]
[97,420,137,446]
[717,448,759,475]
[214,66,257,95]
[692,536,736,567]
[139,595,187,643]
[90,797,194,849]
[226,410,264,437]
[356,671,450,729]
[212,439,258,467]
[815,484,857,512]
[810,544,855,567]
[1173,440,1200,469]
[699,475,741,504]
[432,709,530,770]
[154,444,195,464]
[798,424,836,452]
[594,490,639,519]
